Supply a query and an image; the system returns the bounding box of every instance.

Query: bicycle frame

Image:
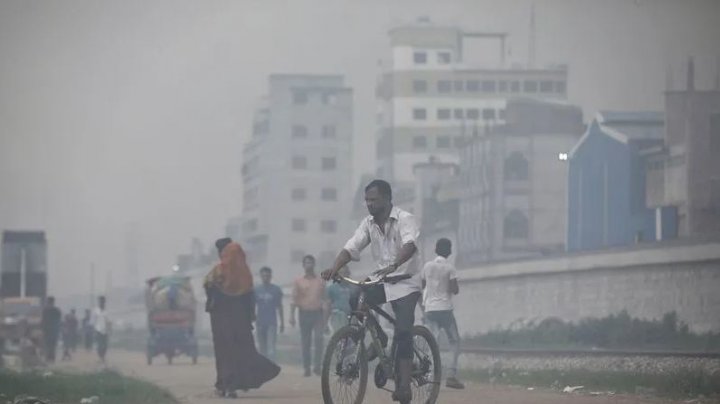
[348,288,398,374]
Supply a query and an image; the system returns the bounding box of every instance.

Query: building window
[413,51,427,64]
[453,109,464,119]
[321,188,337,201]
[292,125,308,138]
[504,210,529,239]
[413,108,427,120]
[555,81,566,94]
[437,51,451,64]
[499,80,508,92]
[711,113,720,151]
[437,80,452,93]
[413,136,427,149]
[437,108,451,120]
[510,81,520,93]
[291,250,305,262]
[291,188,307,201]
[292,218,306,232]
[454,136,464,148]
[504,151,529,180]
[466,108,480,120]
[413,80,428,93]
[453,80,464,92]
[292,91,308,105]
[499,109,507,120]
[437,135,451,148]
[318,251,336,268]
[482,108,496,120]
[322,125,336,138]
[322,157,337,170]
[481,80,497,93]
[322,92,338,105]
[540,80,554,93]
[523,80,538,93]
[292,156,307,169]
[244,219,257,232]
[466,80,480,92]
[321,220,337,233]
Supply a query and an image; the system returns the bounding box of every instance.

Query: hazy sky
[1,0,718,297]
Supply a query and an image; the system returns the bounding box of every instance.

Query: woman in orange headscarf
[204,238,280,398]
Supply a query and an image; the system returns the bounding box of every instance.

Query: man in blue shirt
[325,266,355,333]
[254,267,284,360]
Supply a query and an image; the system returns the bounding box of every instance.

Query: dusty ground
[50,350,689,404]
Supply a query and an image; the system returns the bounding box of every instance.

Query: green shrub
[466,311,720,351]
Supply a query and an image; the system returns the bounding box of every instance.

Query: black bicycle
[320,273,441,404]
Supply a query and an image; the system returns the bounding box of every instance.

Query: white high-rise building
[376,20,569,185]
[236,75,354,284]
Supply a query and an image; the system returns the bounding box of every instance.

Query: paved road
[54,350,678,404]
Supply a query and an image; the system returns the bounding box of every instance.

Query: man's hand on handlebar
[321,268,337,281]
[372,264,397,278]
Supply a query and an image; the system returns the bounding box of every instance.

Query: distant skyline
[1,0,719,297]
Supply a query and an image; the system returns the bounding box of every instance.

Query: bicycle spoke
[410,332,437,403]
[324,330,366,404]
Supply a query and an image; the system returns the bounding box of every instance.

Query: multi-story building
[236,75,353,284]
[375,20,569,186]
[458,98,583,266]
[645,59,720,238]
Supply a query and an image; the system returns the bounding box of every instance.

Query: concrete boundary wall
[455,241,720,335]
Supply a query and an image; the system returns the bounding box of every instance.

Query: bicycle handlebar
[333,273,413,286]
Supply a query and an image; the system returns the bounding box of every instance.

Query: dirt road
[54,350,679,404]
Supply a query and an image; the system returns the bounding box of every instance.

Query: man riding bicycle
[322,179,421,403]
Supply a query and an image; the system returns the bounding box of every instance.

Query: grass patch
[459,367,720,399]
[0,369,178,404]
[465,311,720,352]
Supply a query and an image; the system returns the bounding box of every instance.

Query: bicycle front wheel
[321,325,368,404]
[410,325,442,404]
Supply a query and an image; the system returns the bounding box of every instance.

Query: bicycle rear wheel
[410,325,442,404]
[321,325,368,404]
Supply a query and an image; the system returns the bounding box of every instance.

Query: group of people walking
[204,179,465,401]
[40,295,110,364]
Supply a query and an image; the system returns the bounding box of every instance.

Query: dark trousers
[298,309,323,373]
[351,286,420,360]
[44,334,58,362]
[96,332,108,360]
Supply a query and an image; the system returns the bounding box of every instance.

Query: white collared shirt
[343,206,422,302]
[91,307,109,335]
[421,255,458,312]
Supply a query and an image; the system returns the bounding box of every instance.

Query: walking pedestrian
[91,296,110,363]
[205,237,280,398]
[61,308,78,360]
[41,296,61,363]
[82,309,93,351]
[421,238,465,389]
[254,266,284,360]
[289,255,326,377]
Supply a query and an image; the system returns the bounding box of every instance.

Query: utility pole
[529,3,536,68]
[90,263,96,307]
[19,247,26,298]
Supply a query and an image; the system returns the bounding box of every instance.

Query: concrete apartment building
[645,59,720,238]
[457,98,583,266]
[375,19,569,187]
[235,75,353,284]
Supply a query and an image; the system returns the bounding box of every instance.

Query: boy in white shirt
[91,296,110,363]
[421,238,464,389]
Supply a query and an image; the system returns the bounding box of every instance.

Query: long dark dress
[207,287,280,392]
